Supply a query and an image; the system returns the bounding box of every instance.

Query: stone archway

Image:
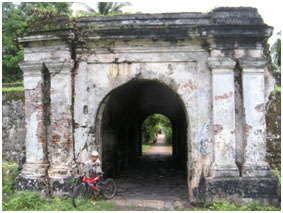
[16,7,278,206]
[95,79,189,204]
[96,80,188,171]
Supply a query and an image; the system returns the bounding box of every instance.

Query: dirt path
[143,134,172,156]
[112,134,190,210]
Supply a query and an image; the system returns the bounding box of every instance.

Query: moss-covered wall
[2,91,25,162]
[266,91,281,170]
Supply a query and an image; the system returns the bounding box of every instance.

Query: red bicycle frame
[82,174,102,191]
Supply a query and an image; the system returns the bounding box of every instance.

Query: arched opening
[141,114,172,155]
[96,79,189,199]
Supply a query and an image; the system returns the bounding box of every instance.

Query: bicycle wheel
[103,178,117,199]
[72,184,88,207]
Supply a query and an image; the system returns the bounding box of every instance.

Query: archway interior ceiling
[107,81,185,124]
[101,80,188,175]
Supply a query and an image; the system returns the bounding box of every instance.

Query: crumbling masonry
[16,7,278,205]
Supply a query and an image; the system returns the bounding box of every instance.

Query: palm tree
[97,2,131,15]
[77,2,131,16]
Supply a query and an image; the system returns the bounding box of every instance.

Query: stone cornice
[19,61,44,76]
[18,31,75,44]
[18,7,272,43]
[44,60,74,75]
[238,57,268,70]
[207,57,236,70]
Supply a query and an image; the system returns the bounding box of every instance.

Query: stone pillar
[45,60,75,196]
[238,57,271,177]
[207,57,239,177]
[16,62,49,194]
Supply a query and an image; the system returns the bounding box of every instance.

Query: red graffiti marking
[215,91,233,100]
[216,141,220,149]
[182,80,196,95]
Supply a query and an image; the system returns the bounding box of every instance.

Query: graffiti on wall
[180,80,196,96]
[215,91,233,100]
[199,123,209,155]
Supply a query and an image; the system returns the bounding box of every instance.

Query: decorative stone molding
[16,61,49,195]
[238,57,268,69]
[44,60,74,75]
[207,57,236,70]
[44,60,74,196]
[238,57,271,177]
[207,57,239,177]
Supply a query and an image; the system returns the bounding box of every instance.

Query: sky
[72,0,282,45]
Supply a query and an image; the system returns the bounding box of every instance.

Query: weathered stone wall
[266,91,281,170]
[13,7,279,205]
[2,91,25,162]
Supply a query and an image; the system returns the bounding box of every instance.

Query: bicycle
[71,162,117,207]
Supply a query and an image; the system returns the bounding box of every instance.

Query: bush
[2,191,47,211]
[207,201,280,211]
[2,158,19,195]
[142,114,172,144]
[2,87,24,92]
[2,191,116,211]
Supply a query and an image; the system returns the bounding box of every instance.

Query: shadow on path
[112,134,189,210]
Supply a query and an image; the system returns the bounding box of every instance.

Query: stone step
[111,198,189,210]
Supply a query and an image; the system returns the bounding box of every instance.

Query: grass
[2,158,281,211]
[2,87,24,92]
[183,201,281,211]
[3,192,116,211]
[142,143,153,152]
[2,81,23,86]
[272,169,281,184]
[2,157,117,211]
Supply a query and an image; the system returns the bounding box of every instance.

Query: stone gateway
[16,7,278,205]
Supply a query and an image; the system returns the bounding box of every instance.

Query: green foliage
[2,81,23,86]
[75,2,132,17]
[98,2,132,15]
[142,114,172,144]
[2,158,116,211]
[272,169,281,185]
[186,201,281,211]
[2,158,19,196]
[271,33,281,72]
[276,86,281,93]
[275,38,281,67]
[2,2,72,83]
[142,144,154,152]
[2,87,24,92]
[2,191,116,211]
[3,192,47,211]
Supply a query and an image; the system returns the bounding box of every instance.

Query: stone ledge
[207,57,236,70]
[18,7,272,42]
[16,175,49,197]
[238,57,268,69]
[205,175,278,206]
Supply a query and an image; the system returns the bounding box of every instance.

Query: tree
[97,2,131,15]
[76,2,131,17]
[2,3,26,83]
[271,31,281,73]
[2,2,72,83]
[142,114,172,144]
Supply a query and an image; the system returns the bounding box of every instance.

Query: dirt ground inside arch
[111,134,192,210]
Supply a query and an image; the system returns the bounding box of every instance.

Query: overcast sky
[72,0,282,45]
